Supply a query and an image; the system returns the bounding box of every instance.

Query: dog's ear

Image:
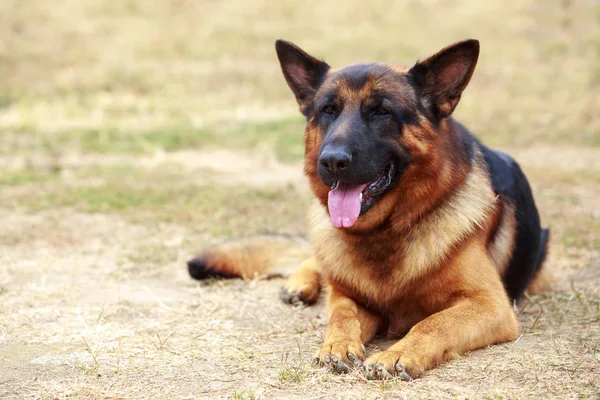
[409,39,479,119]
[275,39,330,117]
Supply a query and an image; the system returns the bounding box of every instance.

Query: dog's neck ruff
[308,146,497,277]
[399,147,497,277]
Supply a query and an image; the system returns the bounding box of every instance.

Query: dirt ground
[1,1,599,399]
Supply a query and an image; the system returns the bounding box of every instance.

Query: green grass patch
[75,163,188,182]
[561,229,600,251]
[0,169,60,186]
[11,183,177,213]
[7,176,309,235]
[231,388,259,400]
[583,133,600,147]
[226,118,306,163]
[72,126,211,153]
[0,160,308,236]
[1,117,307,162]
[277,364,305,383]
[3,125,218,155]
[0,92,14,109]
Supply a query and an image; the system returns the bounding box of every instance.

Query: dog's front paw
[364,350,417,381]
[314,340,365,374]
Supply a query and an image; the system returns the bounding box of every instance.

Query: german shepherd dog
[188,39,550,380]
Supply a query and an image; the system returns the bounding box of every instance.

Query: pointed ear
[275,39,330,117]
[409,39,480,119]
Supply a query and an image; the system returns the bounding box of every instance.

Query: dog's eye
[323,105,336,115]
[373,106,391,116]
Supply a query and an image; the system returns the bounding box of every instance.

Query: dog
[188,39,550,380]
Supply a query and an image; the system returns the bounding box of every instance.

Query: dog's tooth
[359,193,363,202]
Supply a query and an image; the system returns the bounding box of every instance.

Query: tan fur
[202,235,311,279]
[488,202,517,275]
[526,268,552,295]
[282,257,321,304]
[526,233,552,295]
[400,149,497,279]
[364,232,518,376]
[316,286,381,370]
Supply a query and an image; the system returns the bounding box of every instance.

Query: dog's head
[276,39,479,231]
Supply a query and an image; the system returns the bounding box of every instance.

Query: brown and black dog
[188,39,550,380]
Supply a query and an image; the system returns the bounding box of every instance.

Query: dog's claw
[363,360,412,380]
[333,360,350,373]
[321,358,350,374]
[316,353,357,374]
[316,341,365,375]
[365,363,395,380]
[379,368,394,380]
[279,286,318,305]
[395,363,412,381]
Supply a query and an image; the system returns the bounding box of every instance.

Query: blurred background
[1,0,598,233]
[1,0,599,244]
[1,0,599,154]
[0,1,599,399]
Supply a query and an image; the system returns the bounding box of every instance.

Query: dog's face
[276,39,479,231]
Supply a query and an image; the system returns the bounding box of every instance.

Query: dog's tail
[526,228,551,295]
[187,234,312,280]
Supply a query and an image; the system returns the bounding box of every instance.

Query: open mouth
[327,163,396,228]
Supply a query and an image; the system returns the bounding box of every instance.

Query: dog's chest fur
[307,151,498,314]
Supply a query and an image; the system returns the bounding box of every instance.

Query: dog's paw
[279,277,319,305]
[314,340,365,374]
[279,287,305,305]
[364,351,416,381]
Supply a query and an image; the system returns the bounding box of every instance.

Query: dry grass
[0,0,599,399]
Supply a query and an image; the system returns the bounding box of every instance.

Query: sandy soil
[1,147,599,400]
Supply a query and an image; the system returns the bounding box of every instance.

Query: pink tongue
[328,183,367,228]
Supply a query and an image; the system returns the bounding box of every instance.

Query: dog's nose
[319,145,352,174]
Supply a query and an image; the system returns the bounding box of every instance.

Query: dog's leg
[315,286,382,373]
[279,257,321,305]
[365,243,519,380]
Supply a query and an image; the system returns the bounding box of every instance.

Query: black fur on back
[458,123,549,300]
